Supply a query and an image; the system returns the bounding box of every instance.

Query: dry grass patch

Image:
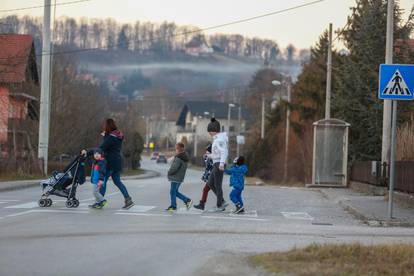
[250,243,414,276]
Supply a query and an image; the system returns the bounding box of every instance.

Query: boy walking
[206,118,229,212]
[194,144,214,210]
[166,142,192,212]
[89,149,107,209]
[225,156,248,214]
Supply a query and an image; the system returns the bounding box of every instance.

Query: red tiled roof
[0,34,35,83]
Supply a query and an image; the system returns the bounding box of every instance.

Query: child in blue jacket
[225,156,248,214]
[89,149,107,209]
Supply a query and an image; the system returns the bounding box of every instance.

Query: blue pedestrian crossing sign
[379,64,414,100]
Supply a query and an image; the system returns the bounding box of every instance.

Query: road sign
[236,135,245,145]
[378,64,414,100]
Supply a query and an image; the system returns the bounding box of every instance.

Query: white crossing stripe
[5,202,38,209]
[0,199,19,202]
[281,212,314,220]
[116,212,171,217]
[177,207,203,215]
[118,205,156,213]
[202,215,268,222]
[0,202,8,204]
[229,210,258,218]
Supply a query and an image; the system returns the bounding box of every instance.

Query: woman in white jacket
[206,118,229,212]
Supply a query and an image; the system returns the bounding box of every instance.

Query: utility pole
[237,104,242,157]
[385,0,396,221]
[38,0,52,175]
[283,82,291,182]
[382,0,394,166]
[261,95,265,139]
[325,23,333,119]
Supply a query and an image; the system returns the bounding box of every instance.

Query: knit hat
[207,118,221,133]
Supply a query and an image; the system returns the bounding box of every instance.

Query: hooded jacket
[99,130,124,172]
[208,132,229,165]
[225,164,248,190]
[91,158,107,185]
[168,151,189,182]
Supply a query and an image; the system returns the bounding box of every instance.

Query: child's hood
[176,152,189,163]
[215,132,228,143]
[109,130,124,140]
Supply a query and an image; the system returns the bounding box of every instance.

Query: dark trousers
[230,188,243,206]
[100,170,130,199]
[200,183,210,203]
[208,163,224,207]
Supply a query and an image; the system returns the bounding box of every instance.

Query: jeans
[230,188,243,206]
[207,163,225,207]
[170,181,190,208]
[93,184,104,203]
[100,170,130,199]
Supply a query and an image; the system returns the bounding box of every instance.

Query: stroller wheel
[72,199,79,208]
[46,199,53,207]
[38,199,47,207]
[65,200,74,208]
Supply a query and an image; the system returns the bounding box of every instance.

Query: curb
[0,170,160,193]
[318,189,414,227]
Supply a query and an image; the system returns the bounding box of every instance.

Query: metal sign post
[378,64,414,221]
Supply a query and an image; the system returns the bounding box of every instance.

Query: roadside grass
[0,173,44,182]
[249,243,414,276]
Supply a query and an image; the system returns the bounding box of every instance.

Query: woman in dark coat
[82,119,134,209]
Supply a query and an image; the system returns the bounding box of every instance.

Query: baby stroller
[38,155,86,208]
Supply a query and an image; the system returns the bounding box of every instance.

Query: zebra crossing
[0,197,315,223]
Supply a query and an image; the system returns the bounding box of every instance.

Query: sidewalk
[319,188,414,227]
[0,170,160,193]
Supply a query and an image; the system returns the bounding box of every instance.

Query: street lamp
[227,103,236,133]
[272,79,292,183]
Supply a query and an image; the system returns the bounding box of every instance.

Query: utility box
[311,119,350,187]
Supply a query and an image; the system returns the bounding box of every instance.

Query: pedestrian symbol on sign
[378,64,414,100]
[382,70,411,96]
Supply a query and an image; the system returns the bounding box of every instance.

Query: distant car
[156,155,167,164]
[150,152,159,160]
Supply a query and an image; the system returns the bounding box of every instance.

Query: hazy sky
[1,0,413,49]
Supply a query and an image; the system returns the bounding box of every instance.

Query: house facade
[176,101,246,144]
[0,34,40,158]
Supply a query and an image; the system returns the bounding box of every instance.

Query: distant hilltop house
[395,39,414,54]
[176,101,246,144]
[0,34,40,158]
[185,36,214,57]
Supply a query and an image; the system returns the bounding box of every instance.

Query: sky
[1,0,413,49]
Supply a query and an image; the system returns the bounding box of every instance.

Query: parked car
[156,155,167,164]
[150,151,159,160]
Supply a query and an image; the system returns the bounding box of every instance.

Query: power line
[0,0,92,13]
[0,0,328,60]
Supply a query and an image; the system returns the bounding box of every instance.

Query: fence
[350,161,414,194]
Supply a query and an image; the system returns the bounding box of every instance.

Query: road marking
[281,212,314,220]
[118,205,156,213]
[0,202,8,204]
[202,215,268,222]
[4,209,89,218]
[116,212,172,217]
[0,199,20,202]
[229,210,258,218]
[177,208,203,215]
[5,210,36,217]
[5,202,38,209]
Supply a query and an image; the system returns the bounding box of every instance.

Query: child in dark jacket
[225,156,248,214]
[166,142,192,212]
[193,144,214,211]
[89,149,107,209]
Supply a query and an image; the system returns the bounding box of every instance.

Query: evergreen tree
[333,0,413,161]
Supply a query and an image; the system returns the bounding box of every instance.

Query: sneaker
[99,199,107,208]
[88,202,102,209]
[222,201,229,208]
[233,204,245,214]
[193,201,205,211]
[211,205,226,212]
[122,197,134,210]
[185,199,193,210]
[165,206,177,212]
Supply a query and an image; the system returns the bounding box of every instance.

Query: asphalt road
[1,157,414,276]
